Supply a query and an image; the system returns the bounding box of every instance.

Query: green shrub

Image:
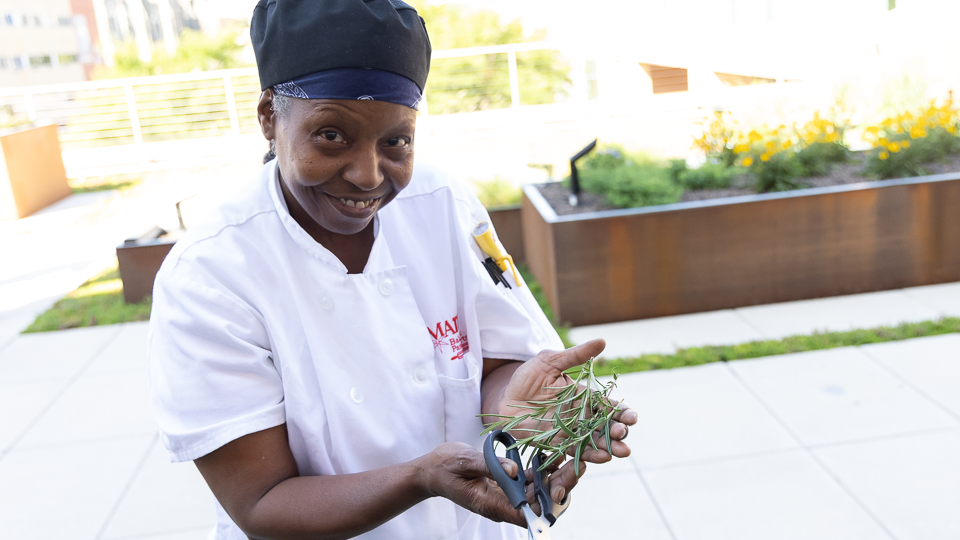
[862,100,960,179]
[795,142,848,177]
[669,160,738,190]
[579,163,683,208]
[580,145,627,170]
[95,29,248,78]
[473,177,522,209]
[752,152,803,192]
[865,128,960,179]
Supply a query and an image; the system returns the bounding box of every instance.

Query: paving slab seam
[95,433,161,540]
[11,431,163,453]
[859,346,960,424]
[722,362,902,540]
[806,425,960,452]
[637,446,801,473]
[628,457,680,540]
[729,309,772,340]
[0,325,125,466]
[898,288,950,316]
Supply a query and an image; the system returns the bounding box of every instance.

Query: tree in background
[94,29,248,79]
[410,1,570,114]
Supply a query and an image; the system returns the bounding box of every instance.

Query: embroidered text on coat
[428,316,470,360]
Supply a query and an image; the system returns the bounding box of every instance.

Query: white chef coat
[147,159,563,540]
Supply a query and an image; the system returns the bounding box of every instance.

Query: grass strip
[519,262,959,374]
[23,265,152,333]
[592,317,960,376]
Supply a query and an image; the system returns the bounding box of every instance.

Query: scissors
[483,430,570,539]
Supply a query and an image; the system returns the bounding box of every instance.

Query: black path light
[568,139,598,207]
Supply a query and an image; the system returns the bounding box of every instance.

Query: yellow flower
[748,130,763,143]
[879,151,889,160]
[902,140,911,148]
[733,143,750,154]
[889,142,900,153]
[764,141,776,150]
[742,157,754,166]
[761,153,771,162]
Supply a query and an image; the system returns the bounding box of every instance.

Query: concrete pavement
[1,319,957,540]
[569,282,960,358]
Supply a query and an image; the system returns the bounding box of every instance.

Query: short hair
[271,91,292,118]
[264,90,292,163]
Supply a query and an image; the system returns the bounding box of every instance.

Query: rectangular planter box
[487,205,525,264]
[0,123,71,220]
[116,229,180,304]
[522,173,960,327]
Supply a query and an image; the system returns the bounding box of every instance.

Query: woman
[148,1,636,538]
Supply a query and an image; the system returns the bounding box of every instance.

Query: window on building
[3,13,12,26]
[58,54,79,64]
[586,60,599,100]
[22,14,28,26]
[639,64,689,94]
[13,56,24,69]
[58,16,72,26]
[29,55,52,67]
[0,58,7,69]
[34,15,42,26]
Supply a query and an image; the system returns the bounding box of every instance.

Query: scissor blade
[522,505,552,540]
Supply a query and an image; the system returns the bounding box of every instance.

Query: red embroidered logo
[428,316,470,361]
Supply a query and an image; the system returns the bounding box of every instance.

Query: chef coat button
[349,387,364,404]
[414,366,428,384]
[379,278,394,296]
[320,295,334,311]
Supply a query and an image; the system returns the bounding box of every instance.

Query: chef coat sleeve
[458,194,566,362]
[148,267,284,463]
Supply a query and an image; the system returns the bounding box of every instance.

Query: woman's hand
[489,339,639,464]
[417,442,584,527]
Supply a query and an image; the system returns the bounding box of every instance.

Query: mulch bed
[539,153,960,216]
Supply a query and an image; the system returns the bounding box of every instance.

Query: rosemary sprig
[480,358,620,474]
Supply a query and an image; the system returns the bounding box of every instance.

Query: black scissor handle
[532,452,570,525]
[483,430,527,508]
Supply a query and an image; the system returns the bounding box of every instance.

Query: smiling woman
[264,96,417,272]
[146,1,635,539]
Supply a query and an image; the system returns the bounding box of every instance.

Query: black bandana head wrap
[251,0,432,108]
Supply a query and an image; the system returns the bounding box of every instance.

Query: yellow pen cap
[472,221,522,287]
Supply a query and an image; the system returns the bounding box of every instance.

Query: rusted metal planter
[522,173,960,327]
[0,123,72,220]
[487,205,525,264]
[116,228,181,304]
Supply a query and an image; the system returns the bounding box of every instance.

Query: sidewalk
[569,282,960,357]
[1,296,958,539]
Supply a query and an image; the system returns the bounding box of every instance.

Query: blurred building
[0,0,87,87]
[0,0,201,88]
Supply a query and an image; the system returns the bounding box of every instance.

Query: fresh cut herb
[480,358,620,475]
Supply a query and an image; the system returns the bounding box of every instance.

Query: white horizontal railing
[0,42,569,151]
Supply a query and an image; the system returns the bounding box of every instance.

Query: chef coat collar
[268,160,394,274]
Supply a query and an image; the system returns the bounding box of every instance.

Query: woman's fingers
[612,405,638,426]
[548,458,583,502]
[567,424,632,463]
[539,339,606,372]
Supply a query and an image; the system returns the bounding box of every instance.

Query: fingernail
[555,487,565,501]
